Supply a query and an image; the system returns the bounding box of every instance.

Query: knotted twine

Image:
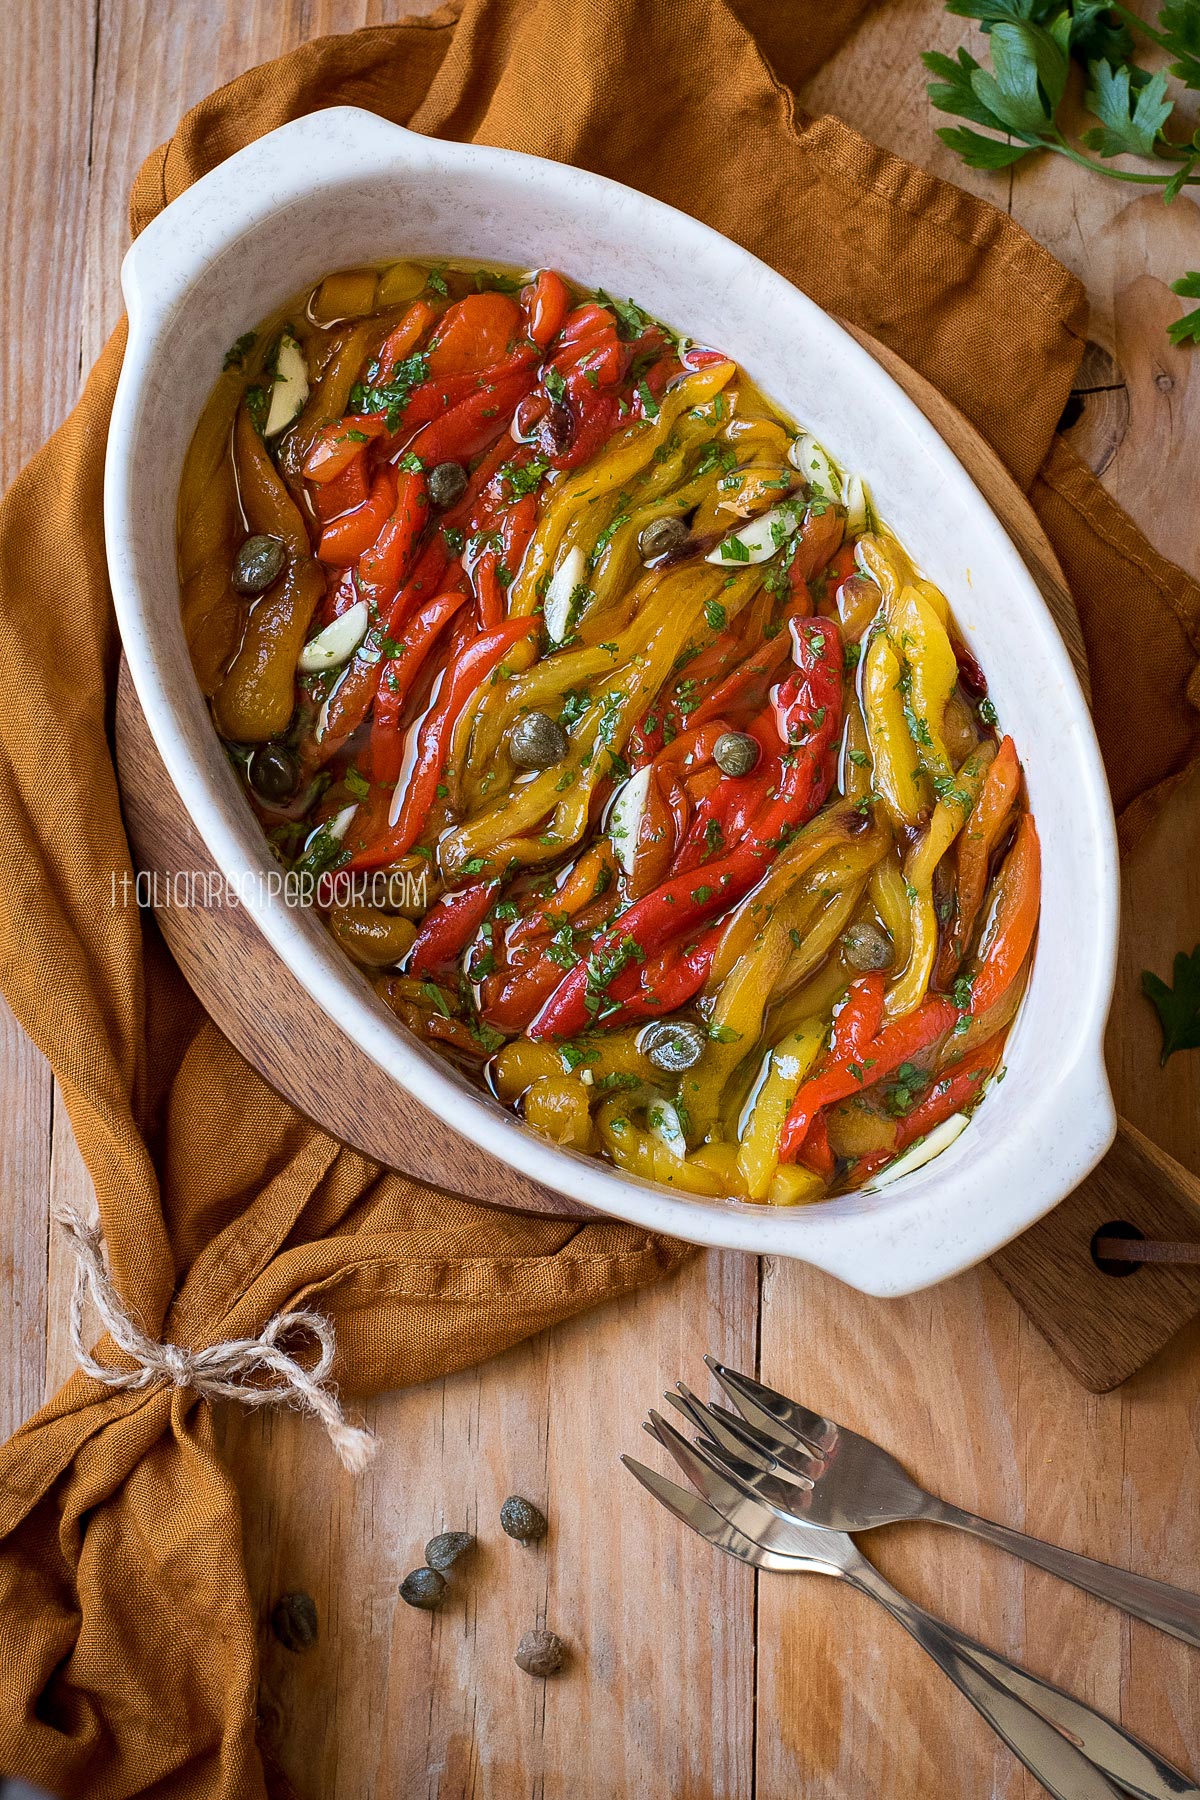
[54,1201,376,1472]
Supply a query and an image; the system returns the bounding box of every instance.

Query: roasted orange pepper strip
[966,814,1041,1015]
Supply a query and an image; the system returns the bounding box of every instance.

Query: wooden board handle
[988,1117,1200,1391]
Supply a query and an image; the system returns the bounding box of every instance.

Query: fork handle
[932,1503,1200,1650]
[847,1559,1197,1800]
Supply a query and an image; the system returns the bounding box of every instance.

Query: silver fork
[626,1417,1198,1800]
[684,1357,1200,1649]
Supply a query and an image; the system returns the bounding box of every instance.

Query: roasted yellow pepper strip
[708,803,884,986]
[857,532,918,613]
[772,877,868,1004]
[682,919,794,1143]
[869,859,912,971]
[737,1017,826,1201]
[862,629,928,828]
[510,360,736,617]
[596,1099,727,1194]
[886,741,994,1018]
[212,404,325,742]
[891,584,959,780]
[765,955,852,1046]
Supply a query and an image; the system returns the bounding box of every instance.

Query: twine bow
[54,1201,376,1472]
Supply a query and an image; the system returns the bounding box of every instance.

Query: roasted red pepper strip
[522,269,571,348]
[409,369,537,467]
[966,814,1041,1016]
[592,928,722,1030]
[935,735,1021,987]
[317,466,396,565]
[426,293,523,377]
[303,415,388,484]
[304,537,451,768]
[373,299,439,377]
[797,1112,835,1180]
[472,490,538,627]
[408,879,498,978]
[369,587,469,784]
[357,468,430,595]
[386,346,538,440]
[310,451,370,525]
[350,617,538,868]
[778,982,959,1165]
[556,303,615,346]
[894,1033,1004,1152]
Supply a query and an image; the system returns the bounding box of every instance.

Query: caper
[713,731,760,778]
[639,1017,707,1074]
[500,1495,548,1543]
[842,921,894,971]
[427,460,468,508]
[231,533,287,595]
[399,1567,447,1611]
[248,744,300,804]
[515,1629,566,1677]
[425,1531,474,1572]
[510,712,569,770]
[638,515,690,564]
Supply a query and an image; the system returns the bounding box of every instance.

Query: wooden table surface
[5,4,1200,1796]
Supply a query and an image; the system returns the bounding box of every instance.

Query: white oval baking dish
[104,106,1119,1295]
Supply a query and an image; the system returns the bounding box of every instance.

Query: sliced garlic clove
[648,1099,688,1160]
[788,432,841,504]
[843,471,871,537]
[866,1111,970,1190]
[264,333,309,437]
[606,764,652,876]
[297,600,369,673]
[543,544,588,644]
[327,803,358,843]
[704,500,803,567]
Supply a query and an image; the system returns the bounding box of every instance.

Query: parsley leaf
[1168,272,1200,345]
[1142,944,1200,1064]
[349,352,430,431]
[223,330,256,371]
[1083,62,1172,158]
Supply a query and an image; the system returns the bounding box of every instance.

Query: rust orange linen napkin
[1,3,1198,1796]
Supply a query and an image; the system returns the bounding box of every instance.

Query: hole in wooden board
[1091,1219,1145,1277]
[1058,340,1130,477]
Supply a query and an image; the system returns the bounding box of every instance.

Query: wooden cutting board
[114,329,1200,1382]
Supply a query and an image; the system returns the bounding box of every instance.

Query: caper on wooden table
[427,460,468,508]
[248,743,300,804]
[231,533,287,595]
[399,1567,446,1611]
[713,731,760,777]
[639,1017,707,1073]
[510,711,569,770]
[500,1494,548,1543]
[514,1629,566,1677]
[637,515,690,564]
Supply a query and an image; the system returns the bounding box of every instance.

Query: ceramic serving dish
[104,106,1119,1295]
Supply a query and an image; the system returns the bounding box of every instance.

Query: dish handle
[119,106,430,325]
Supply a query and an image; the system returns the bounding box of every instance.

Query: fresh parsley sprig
[925,0,1200,338]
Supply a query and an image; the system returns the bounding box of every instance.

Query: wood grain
[3,5,1200,1800]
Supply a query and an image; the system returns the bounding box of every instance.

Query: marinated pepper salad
[179,260,1041,1206]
